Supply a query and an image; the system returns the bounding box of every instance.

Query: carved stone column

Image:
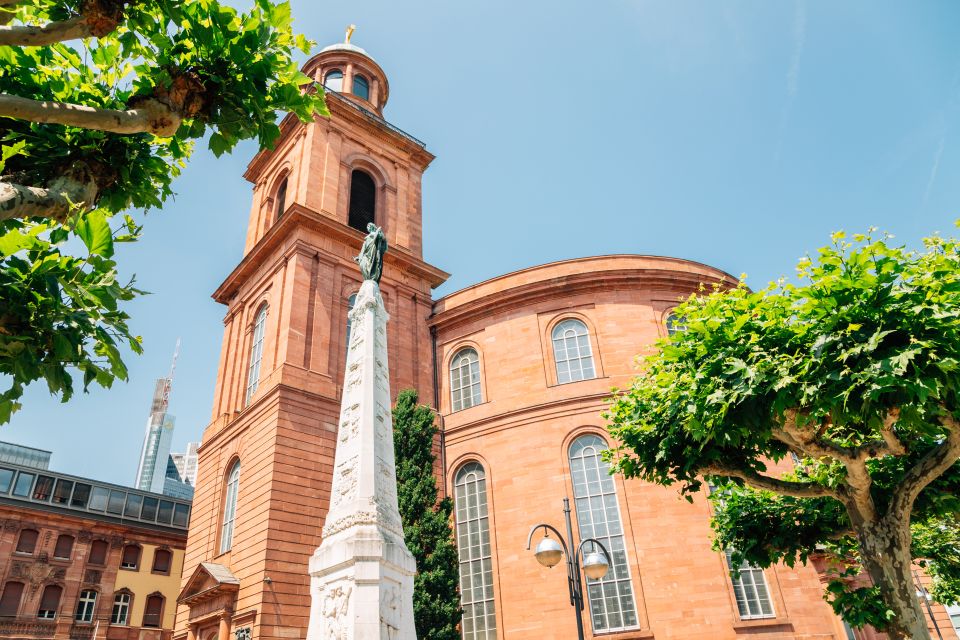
[218,614,231,640]
[306,279,416,640]
[187,623,199,640]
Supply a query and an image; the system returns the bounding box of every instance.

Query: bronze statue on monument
[355,223,387,283]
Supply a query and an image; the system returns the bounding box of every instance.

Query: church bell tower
[174,33,448,640]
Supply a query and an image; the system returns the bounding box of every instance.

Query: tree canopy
[0,0,327,423]
[393,388,461,640]
[605,227,960,640]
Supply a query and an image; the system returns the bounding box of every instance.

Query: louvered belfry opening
[348,169,376,232]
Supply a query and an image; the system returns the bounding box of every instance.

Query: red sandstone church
[172,38,957,640]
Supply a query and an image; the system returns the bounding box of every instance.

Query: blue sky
[5,0,959,484]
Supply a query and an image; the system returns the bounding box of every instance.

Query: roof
[319,41,379,65]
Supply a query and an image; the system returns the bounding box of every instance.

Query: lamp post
[525,498,612,640]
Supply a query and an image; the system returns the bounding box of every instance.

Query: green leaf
[74,210,114,257]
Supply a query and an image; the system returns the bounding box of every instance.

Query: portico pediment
[177,562,240,607]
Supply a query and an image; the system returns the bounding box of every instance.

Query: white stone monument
[306,266,417,639]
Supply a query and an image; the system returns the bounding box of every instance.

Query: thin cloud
[775,0,807,163]
[923,136,946,205]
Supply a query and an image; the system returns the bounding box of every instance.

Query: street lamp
[526,498,612,640]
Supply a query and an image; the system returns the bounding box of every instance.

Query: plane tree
[605,228,960,639]
[0,0,326,422]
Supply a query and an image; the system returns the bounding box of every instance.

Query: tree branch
[0,93,181,137]
[702,463,840,499]
[0,17,95,47]
[0,165,98,222]
[887,414,960,522]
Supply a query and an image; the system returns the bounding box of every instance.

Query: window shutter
[88,540,108,566]
[53,535,73,560]
[152,550,171,573]
[143,595,163,627]
[15,529,38,554]
[39,585,62,612]
[0,582,24,616]
[121,545,140,569]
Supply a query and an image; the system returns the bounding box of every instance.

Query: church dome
[302,28,390,115]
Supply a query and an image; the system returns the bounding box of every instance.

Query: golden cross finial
[345,24,356,44]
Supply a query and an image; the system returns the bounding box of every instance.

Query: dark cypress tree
[393,388,461,640]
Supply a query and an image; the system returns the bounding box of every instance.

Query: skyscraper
[135,376,176,494]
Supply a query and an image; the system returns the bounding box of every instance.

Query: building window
[552,319,596,384]
[74,590,97,623]
[245,304,268,405]
[0,582,24,617]
[142,594,164,628]
[12,471,34,497]
[450,348,482,412]
[111,592,131,625]
[569,434,639,632]
[353,74,370,100]
[120,545,141,570]
[88,540,108,566]
[37,584,62,619]
[15,529,38,554]
[220,461,240,554]
[32,475,54,501]
[725,550,775,619]
[947,604,960,637]
[348,169,376,233]
[53,535,74,560]
[152,549,172,574]
[274,177,288,221]
[454,462,496,640]
[324,69,343,92]
[665,311,684,336]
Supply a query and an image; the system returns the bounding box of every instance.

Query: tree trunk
[854,519,930,640]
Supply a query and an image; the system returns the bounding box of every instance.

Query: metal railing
[323,87,426,148]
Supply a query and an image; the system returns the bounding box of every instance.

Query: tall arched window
[37,584,62,619]
[345,293,357,356]
[352,74,369,100]
[220,461,240,554]
[111,591,132,625]
[348,170,376,233]
[665,311,684,336]
[450,348,482,412]
[74,589,97,623]
[454,462,496,639]
[552,319,596,384]
[274,177,288,221]
[245,304,268,406]
[569,434,638,632]
[0,582,24,617]
[324,69,343,92]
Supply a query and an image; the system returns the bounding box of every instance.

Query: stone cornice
[429,257,738,333]
[211,203,449,304]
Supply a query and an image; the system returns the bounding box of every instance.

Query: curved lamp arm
[575,537,612,565]
[525,523,570,556]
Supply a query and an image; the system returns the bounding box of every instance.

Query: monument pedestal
[306,280,417,640]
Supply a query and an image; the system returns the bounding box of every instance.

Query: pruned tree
[393,389,461,640]
[0,0,327,422]
[605,227,960,639]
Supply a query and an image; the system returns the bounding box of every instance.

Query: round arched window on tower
[324,69,343,92]
[353,74,370,101]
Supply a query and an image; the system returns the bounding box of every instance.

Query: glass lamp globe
[534,537,564,568]
[582,551,609,580]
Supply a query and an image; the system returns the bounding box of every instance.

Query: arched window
[53,534,74,560]
[37,584,62,619]
[0,582,24,617]
[665,311,684,336]
[352,74,370,100]
[220,461,240,554]
[74,589,97,623]
[347,169,376,233]
[552,319,596,384]
[345,293,357,356]
[111,591,132,625]
[324,69,343,92]
[454,463,496,639]
[15,529,38,554]
[152,549,172,574]
[274,177,288,221]
[245,304,268,406]
[88,540,108,566]
[120,545,140,570]
[142,594,164,628]
[569,434,638,632]
[450,348,482,412]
